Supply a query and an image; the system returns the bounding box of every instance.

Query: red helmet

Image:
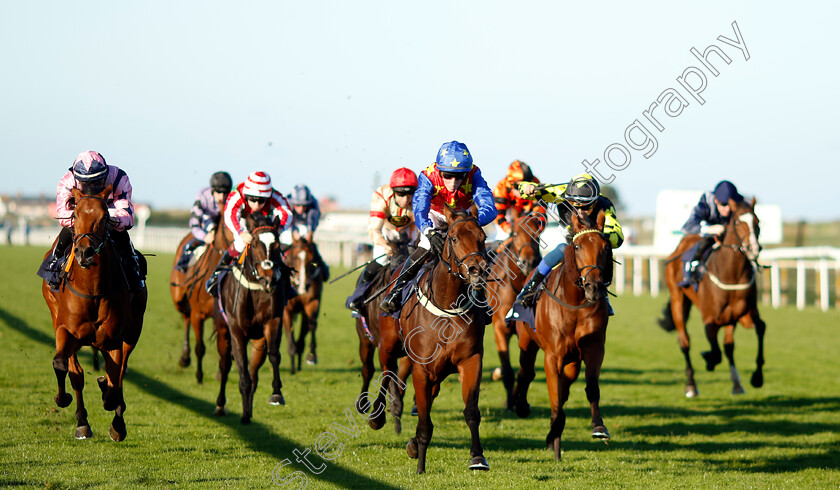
[389,167,418,189]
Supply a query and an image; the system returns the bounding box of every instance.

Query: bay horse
[282,238,322,373]
[353,241,413,434]
[212,213,290,424]
[659,197,765,398]
[169,222,232,383]
[486,213,543,409]
[511,210,612,460]
[41,185,146,441]
[371,205,490,474]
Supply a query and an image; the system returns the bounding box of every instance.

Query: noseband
[441,216,486,280]
[71,196,110,257]
[571,229,608,289]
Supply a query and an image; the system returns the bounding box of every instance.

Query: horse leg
[740,311,766,388]
[392,357,412,429]
[179,316,191,368]
[512,333,539,418]
[701,323,723,372]
[493,320,515,410]
[245,337,268,420]
[214,320,232,416]
[582,339,610,439]
[92,347,100,371]
[295,314,307,372]
[68,354,92,439]
[53,327,76,408]
[282,308,296,375]
[305,302,320,365]
[671,294,698,397]
[108,342,135,442]
[99,347,124,413]
[229,329,252,424]
[459,355,489,471]
[191,312,206,384]
[721,325,745,395]
[543,352,566,460]
[407,370,434,474]
[368,343,397,430]
[355,335,376,414]
[266,322,286,406]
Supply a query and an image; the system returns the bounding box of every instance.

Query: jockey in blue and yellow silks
[379,140,496,314]
[513,173,624,312]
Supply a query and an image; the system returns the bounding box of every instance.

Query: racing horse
[659,197,765,398]
[282,238,323,373]
[353,241,413,434]
[212,213,290,424]
[511,210,612,461]
[169,221,232,383]
[371,205,491,474]
[41,185,147,440]
[486,213,543,409]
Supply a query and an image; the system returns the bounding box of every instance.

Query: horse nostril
[468,266,480,277]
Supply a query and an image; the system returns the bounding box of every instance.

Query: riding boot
[348,261,384,313]
[380,249,429,314]
[175,238,200,272]
[515,269,547,309]
[40,227,73,289]
[206,249,236,296]
[312,247,330,281]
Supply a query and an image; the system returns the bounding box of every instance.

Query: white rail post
[649,256,659,297]
[796,259,806,310]
[819,259,829,312]
[615,258,625,295]
[770,262,781,308]
[633,256,643,296]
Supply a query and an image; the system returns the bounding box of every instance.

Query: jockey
[514,173,624,310]
[379,140,496,314]
[677,180,744,287]
[37,150,145,290]
[346,167,419,313]
[283,184,329,281]
[174,171,233,272]
[491,160,545,241]
[205,171,292,295]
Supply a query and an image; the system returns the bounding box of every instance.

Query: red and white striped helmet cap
[242,171,272,197]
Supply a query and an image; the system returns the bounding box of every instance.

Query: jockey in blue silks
[379,140,496,314]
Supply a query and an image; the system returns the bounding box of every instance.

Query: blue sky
[1,1,838,219]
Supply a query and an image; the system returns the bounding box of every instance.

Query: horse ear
[469,204,479,219]
[71,187,82,201]
[750,196,756,208]
[570,210,581,231]
[596,209,606,231]
[443,204,454,221]
[97,184,113,200]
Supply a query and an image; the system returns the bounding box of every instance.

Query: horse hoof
[368,414,386,431]
[410,404,418,417]
[109,419,126,442]
[491,367,503,381]
[515,401,531,419]
[306,354,317,366]
[685,385,698,398]
[591,425,610,440]
[269,394,286,406]
[178,356,191,368]
[406,438,418,459]
[701,351,721,371]
[469,456,490,471]
[196,371,203,384]
[355,398,370,414]
[732,385,746,395]
[393,417,402,435]
[55,393,72,408]
[213,406,228,417]
[750,371,764,388]
[75,425,93,439]
[240,416,251,425]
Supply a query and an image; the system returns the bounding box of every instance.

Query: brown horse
[511,210,612,460]
[169,222,232,383]
[372,205,490,474]
[212,213,289,424]
[486,213,543,409]
[282,238,323,373]
[659,197,765,398]
[41,185,147,441]
[353,243,413,434]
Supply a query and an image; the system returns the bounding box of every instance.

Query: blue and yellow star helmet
[435,141,473,173]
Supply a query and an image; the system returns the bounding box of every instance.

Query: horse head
[441,205,488,289]
[509,212,543,275]
[244,213,283,292]
[568,209,612,303]
[724,197,761,261]
[287,237,318,295]
[70,185,112,269]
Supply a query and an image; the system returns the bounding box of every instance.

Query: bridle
[542,228,610,310]
[439,215,487,281]
[238,225,283,290]
[720,209,761,263]
[71,195,109,258]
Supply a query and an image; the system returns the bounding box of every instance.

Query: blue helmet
[71,151,109,182]
[289,184,314,206]
[435,141,473,173]
[713,180,743,204]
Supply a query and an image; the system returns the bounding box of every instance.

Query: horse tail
[657,295,691,332]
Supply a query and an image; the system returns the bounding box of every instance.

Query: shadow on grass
[1,306,401,490]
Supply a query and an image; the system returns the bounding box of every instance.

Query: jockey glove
[425,228,445,255]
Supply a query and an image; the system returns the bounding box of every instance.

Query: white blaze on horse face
[297,250,307,295]
[258,233,276,270]
[740,213,760,259]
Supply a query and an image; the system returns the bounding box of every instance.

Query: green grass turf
[1,245,839,488]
